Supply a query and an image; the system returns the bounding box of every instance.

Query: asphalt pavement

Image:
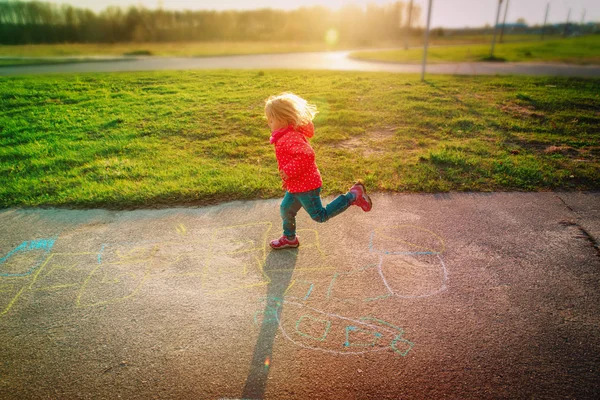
[1,51,600,77]
[1,192,599,399]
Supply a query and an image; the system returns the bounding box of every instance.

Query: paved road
[1,51,600,77]
[1,192,599,399]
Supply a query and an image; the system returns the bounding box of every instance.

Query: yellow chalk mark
[373,225,446,254]
[28,252,97,290]
[113,245,159,264]
[202,221,273,293]
[75,264,151,308]
[176,223,187,236]
[75,249,153,308]
[296,229,326,258]
[284,280,297,297]
[0,285,27,317]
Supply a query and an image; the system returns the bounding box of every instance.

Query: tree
[516,17,527,25]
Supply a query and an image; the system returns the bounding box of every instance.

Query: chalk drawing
[344,326,383,347]
[360,317,414,356]
[176,223,187,236]
[253,296,283,326]
[371,225,448,299]
[295,315,332,341]
[0,238,56,316]
[377,253,448,299]
[250,223,448,356]
[29,253,98,292]
[0,239,56,277]
[284,280,315,301]
[76,243,158,307]
[0,280,29,317]
[1,218,449,360]
[201,222,273,294]
[275,300,414,356]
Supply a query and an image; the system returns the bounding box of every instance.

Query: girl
[265,92,372,249]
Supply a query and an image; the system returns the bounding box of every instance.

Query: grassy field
[1,70,599,208]
[350,35,600,65]
[0,57,129,67]
[0,41,342,58]
[0,34,546,59]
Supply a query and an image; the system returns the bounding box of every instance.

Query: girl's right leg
[271,192,303,249]
[280,191,303,238]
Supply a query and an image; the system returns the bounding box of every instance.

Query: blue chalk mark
[359,317,414,356]
[344,325,384,348]
[286,280,315,301]
[391,335,414,356]
[0,238,56,277]
[343,326,357,347]
[303,283,314,300]
[97,244,106,264]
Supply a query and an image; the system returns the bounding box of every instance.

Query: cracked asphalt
[1,192,599,399]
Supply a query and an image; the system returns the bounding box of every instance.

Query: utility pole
[581,9,586,25]
[541,2,549,40]
[421,0,433,82]
[404,0,414,50]
[490,0,503,59]
[499,0,510,43]
[563,8,571,37]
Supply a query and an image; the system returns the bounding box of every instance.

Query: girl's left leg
[297,188,353,223]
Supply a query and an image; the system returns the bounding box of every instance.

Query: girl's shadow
[242,248,298,400]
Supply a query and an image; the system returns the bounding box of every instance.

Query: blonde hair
[264,92,318,127]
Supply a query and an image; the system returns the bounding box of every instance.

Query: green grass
[1,70,599,208]
[0,35,547,59]
[0,41,349,58]
[350,35,600,65]
[0,57,130,67]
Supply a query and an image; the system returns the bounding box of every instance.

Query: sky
[24,0,600,28]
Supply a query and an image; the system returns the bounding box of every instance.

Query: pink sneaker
[349,182,372,212]
[270,235,300,249]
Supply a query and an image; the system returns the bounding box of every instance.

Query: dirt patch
[543,145,580,156]
[500,103,545,119]
[333,127,397,156]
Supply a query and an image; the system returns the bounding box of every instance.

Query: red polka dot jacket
[270,122,323,193]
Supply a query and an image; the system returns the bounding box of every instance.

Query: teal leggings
[280,187,353,237]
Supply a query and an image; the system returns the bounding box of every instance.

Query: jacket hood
[269,122,314,144]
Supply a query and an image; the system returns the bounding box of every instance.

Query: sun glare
[325,28,340,46]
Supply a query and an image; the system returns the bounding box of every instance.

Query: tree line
[0,1,422,45]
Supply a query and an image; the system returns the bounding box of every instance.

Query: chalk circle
[370,225,445,255]
[378,253,447,299]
